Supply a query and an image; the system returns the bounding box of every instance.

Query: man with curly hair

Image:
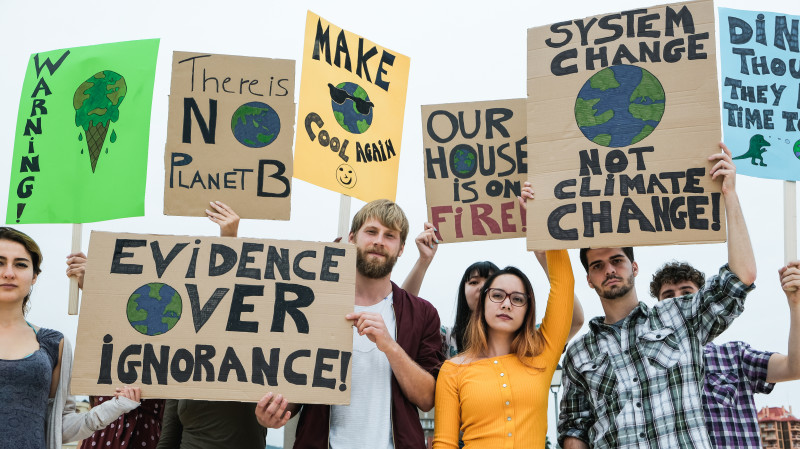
[651,260,800,449]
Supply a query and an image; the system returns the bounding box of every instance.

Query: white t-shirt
[329,293,396,449]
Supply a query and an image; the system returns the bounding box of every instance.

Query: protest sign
[72,231,355,404]
[421,99,528,243]
[164,52,296,219]
[6,39,158,224]
[527,0,725,250]
[719,7,800,181]
[294,11,410,202]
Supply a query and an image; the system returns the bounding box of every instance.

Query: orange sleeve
[433,361,461,449]
[538,249,575,364]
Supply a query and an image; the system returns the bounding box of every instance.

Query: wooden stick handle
[68,223,82,315]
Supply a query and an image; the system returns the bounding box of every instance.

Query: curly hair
[650,261,705,299]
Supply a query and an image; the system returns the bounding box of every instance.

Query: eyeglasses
[327,83,375,114]
[486,288,528,307]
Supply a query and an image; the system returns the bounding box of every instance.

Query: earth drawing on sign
[126,282,182,336]
[450,145,477,177]
[330,82,373,134]
[575,65,666,148]
[231,101,281,148]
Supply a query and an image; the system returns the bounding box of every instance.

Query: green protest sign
[6,39,159,224]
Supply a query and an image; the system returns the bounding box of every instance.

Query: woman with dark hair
[432,251,574,448]
[0,227,141,449]
[444,260,500,358]
[402,183,583,358]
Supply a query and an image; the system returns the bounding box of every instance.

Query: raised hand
[206,201,240,237]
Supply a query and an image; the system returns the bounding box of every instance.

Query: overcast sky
[2,0,800,445]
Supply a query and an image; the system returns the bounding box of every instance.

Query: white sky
[2,0,800,446]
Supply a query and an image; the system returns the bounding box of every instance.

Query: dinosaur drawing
[732,134,771,166]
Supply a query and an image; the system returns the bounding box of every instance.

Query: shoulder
[36,326,64,344]
[448,355,472,365]
[34,326,64,367]
[392,282,439,319]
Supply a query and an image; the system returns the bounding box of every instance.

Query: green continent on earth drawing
[126,282,182,336]
[73,70,127,172]
[331,82,373,134]
[574,65,665,148]
[231,101,281,148]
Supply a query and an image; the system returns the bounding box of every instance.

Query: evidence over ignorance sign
[421,99,527,243]
[72,232,355,404]
[527,0,725,250]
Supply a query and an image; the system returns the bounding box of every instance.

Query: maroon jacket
[293,282,444,449]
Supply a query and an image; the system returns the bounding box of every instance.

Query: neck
[0,300,27,328]
[354,272,393,307]
[483,329,514,358]
[600,291,639,324]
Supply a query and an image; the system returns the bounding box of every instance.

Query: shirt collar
[588,301,650,333]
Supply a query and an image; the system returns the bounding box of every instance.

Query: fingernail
[433,227,438,232]
[435,238,439,244]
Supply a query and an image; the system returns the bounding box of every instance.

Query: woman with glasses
[432,247,574,448]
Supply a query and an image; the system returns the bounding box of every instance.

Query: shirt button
[494,360,498,364]
[636,402,642,408]
[633,377,638,383]
[507,417,512,421]
[624,349,630,354]
[508,433,512,437]
[500,373,505,377]
[639,432,646,438]
[505,401,510,405]
[502,384,507,388]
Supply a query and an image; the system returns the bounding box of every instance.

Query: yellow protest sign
[294,11,410,202]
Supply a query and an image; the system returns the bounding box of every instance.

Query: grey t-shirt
[0,326,62,449]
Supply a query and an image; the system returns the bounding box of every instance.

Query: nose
[500,296,513,309]
[1,264,14,279]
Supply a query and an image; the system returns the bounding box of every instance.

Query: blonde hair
[462,267,544,368]
[350,199,409,245]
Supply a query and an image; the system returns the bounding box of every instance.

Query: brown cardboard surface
[421,99,527,243]
[164,52,296,220]
[526,0,726,250]
[72,231,355,404]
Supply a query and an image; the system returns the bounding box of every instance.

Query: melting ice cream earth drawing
[73,70,127,172]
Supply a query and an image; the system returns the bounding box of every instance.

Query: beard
[356,245,398,279]
[596,273,635,300]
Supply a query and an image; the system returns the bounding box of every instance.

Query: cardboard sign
[72,231,355,404]
[719,7,800,181]
[6,39,159,224]
[294,11,411,202]
[421,99,528,243]
[164,52,296,219]
[526,0,726,250]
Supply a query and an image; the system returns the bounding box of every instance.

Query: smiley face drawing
[336,164,357,189]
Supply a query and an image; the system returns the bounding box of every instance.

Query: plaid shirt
[558,265,753,449]
[703,341,775,448]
